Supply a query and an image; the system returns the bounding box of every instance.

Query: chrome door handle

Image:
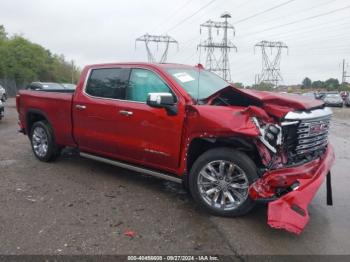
[119,110,133,116]
[75,104,86,110]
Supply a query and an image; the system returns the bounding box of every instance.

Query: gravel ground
[1,99,350,256]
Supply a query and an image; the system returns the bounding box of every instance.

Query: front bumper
[249,145,335,234]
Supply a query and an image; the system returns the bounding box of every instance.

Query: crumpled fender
[237,88,324,117]
[205,86,324,119]
[179,105,262,175]
[240,105,273,122]
[186,105,260,137]
[249,145,335,234]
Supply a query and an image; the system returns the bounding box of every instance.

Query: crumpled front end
[247,106,335,234]
[249,145,335,234]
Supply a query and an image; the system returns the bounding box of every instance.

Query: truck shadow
[58,147,269,230]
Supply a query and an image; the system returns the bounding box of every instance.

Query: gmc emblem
[310,123,328,134]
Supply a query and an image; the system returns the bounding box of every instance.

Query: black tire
[30,121,61,162]
[189,147,258,217]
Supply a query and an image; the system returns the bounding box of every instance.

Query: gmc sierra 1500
[16,63,335,234]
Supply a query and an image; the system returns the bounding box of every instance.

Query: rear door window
[86,68,130,99]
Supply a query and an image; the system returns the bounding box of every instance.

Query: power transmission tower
[255,41,288,87]
[198,12,237,81]
[135,34,178,63]
[341,59,350,84]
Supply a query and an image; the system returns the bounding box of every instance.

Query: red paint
[250,145,335,234]
[124,230,136,238]
[238,88,324,118]
[16,62,334,234]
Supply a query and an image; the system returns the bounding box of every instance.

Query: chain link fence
[0,79,27,98]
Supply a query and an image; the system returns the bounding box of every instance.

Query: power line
[173,0,253,56]
[198,12,237,81]
[151,0,195,33]
[163,0,218,34]
[233,0,297,24]
[246,0,339,29]
[248,16,350,42]
[135,34,178,63]
[255,41,289,87]
[175,0,253,60]
[240,4,350,38]
[341,59,350,83]
[178,0,348,61]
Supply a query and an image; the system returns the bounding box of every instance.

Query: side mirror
[147,93,178,116]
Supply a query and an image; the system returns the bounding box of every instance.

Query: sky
[1,0,350,85]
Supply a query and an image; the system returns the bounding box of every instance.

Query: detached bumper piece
[249,145,335,234]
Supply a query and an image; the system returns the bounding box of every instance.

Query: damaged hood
[209,86,325,119]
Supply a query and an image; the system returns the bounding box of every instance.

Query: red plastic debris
[124,230,136,238]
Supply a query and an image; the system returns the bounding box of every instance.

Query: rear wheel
[189,148,258,217]
[30,121,61,162]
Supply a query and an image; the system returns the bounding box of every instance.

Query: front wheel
[189,148,258,217]
[30,121,61,162]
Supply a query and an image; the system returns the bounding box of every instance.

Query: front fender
[178,105,261,174]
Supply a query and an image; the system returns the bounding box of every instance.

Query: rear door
[73,67,130,157]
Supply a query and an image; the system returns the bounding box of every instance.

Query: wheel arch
[186,136,262,176]
[26,109,52,136]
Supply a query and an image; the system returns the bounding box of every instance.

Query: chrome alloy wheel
[197,160,249,211]
[32,126,49,158]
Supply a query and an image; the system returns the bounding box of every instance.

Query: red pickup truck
[16,63,335,234]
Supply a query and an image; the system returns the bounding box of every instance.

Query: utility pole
[198,12,237,81]
[135,34,178,63]
[255,41,288,88]
[341,59,350,84]
[71,60,74,84]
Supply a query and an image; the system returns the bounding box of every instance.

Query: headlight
[252,117,282,153]
[264,124,281,146]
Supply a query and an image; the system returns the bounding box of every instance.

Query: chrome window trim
[82,66,179,105]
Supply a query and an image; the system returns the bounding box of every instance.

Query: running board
[80,152,182,184]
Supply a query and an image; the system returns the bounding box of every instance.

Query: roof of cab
[84,62,196,70]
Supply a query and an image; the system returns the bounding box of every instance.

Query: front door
[114,68,185,172]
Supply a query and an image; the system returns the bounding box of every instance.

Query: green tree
[324,78,339,90]
[252,82,274,91]
[0,25,80,86]
[0,25,7,40]
[302,77,312,89]
[311,80,324,89]
[233,82,244,88]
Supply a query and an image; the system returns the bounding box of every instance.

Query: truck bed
[17,90,76,147]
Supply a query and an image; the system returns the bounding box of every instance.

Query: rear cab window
[85,68,130,99]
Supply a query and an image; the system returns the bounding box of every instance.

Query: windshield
[165,68,229,100]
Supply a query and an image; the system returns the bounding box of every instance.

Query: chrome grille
[282,108,332,156]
